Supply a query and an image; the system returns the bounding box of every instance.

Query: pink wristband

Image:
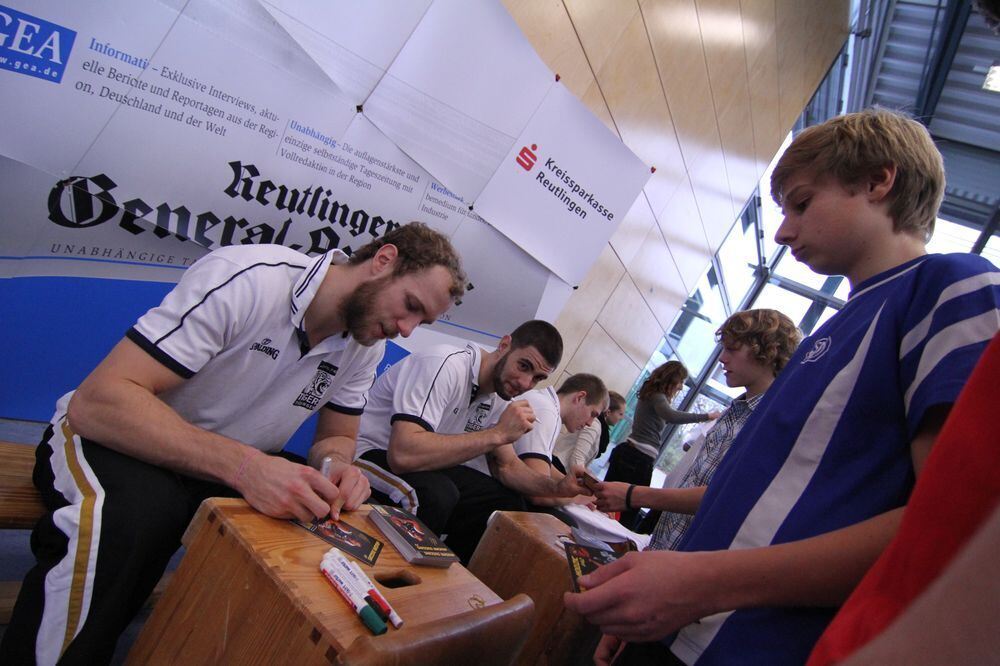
[234,452,254,486]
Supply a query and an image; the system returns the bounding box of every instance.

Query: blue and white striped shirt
[668,253,1000,665]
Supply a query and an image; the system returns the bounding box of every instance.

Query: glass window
[926,217,982,255]
[717,210,760,308]
[982,233,1000,268]
[673,315,720,378]
[757,132,793,265]
[752,283,837,337]
[669,265,728,376]
[656,391,726,474]
[772,258,850,301]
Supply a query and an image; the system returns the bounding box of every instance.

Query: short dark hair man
[554,387,624,474]
[2,223,465,665]
[509,373,608,503]
[354,320,588,561]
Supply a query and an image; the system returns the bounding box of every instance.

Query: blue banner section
[0,276,170,421]
[0,5,77,83]
[2,275,412,457]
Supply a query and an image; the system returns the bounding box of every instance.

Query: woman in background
[603,361,719,528]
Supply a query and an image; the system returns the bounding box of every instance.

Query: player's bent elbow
[386,446,420,474]
[65,386,103,439]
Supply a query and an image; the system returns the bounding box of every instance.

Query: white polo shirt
[463,386,561,476]
[354,343,508,465]
[54,244,384,453]
[553,416,600,471]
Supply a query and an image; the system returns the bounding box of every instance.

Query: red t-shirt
[808,332,1000,664]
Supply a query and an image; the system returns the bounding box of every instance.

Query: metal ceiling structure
[849,0,1000,242]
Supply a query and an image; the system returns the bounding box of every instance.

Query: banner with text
[0,0,647,339]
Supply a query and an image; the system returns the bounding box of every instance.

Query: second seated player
[354,320,588,562]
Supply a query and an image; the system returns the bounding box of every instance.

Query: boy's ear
[496,334,512,354]
[866,164,897,203]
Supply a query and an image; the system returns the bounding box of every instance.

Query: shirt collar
[290,248,350,354]
[730,391,764,413]
[467,343,483,401]
[848,254,927,301]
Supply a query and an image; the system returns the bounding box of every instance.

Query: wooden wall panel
[609,191,659,275]
[697,0,759,239]
[740,0,781,179]
[578,9,687,215]
[627,222,688,331]
[501,0,594,101]
[655,176,713,293]
[565,324,641,396]
[505,0,850,396]
[596,274,666,369]
[562,0,640,77]
[552,245,626,381]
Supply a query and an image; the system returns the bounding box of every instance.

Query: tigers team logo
[294,361,338,409]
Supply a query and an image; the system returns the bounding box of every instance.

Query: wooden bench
[0,440,46,624]
[0,440,46,529]
[0,440,170,625]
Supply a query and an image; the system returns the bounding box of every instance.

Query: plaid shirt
[649,393,763,551]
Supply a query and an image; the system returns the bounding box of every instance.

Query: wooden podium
[469,511,601,666]
[128,499,530,665]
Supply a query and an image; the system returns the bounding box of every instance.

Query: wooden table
[127,498,503,664]
[469,511,601,666]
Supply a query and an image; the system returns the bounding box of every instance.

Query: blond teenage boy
[565,109,1000,665]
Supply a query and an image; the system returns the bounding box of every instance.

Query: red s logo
[516,144,538,171]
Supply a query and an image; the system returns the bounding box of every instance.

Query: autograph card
[294,517,384,565]
[579,471,601,493]
[564,542,621,592]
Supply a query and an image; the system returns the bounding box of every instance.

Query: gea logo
[516,144,538,171]
[0,6,76,83]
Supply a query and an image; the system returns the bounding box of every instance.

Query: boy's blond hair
[770,108,945,241]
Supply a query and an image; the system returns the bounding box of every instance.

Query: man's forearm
[68,378,254,486]
[568,429,599,470]
[387,426,506,473]
[633,485,705,513]
[308,435,357,469]
[496,458,560,496]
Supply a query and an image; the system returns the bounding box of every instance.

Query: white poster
[363,0,553,203]
[0,155,206,282]
[259,0,431,105]
[475,84,651,285]
[0,0,648,340]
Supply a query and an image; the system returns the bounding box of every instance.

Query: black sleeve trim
[126,328,195,379]
[390,413,433,432]
[519,452,552,463]
[325,402,364,416]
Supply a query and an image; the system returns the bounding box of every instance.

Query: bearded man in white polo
[3,222,466,665]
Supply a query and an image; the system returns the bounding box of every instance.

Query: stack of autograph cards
[294,517,384,565]
[564,542,622,592]
[368,504,459,568]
